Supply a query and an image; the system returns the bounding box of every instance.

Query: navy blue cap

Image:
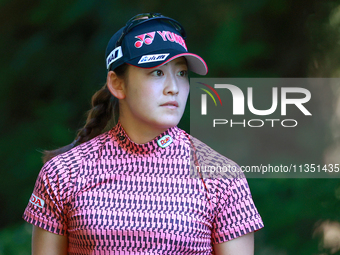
[105,19,208,75]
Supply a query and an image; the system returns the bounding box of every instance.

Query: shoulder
[185,133,244,180]
[42,130,115,176]
[175,129,245,196]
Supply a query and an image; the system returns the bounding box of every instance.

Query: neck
[119,118,170,144]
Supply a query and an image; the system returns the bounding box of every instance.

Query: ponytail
[42,64,128,164]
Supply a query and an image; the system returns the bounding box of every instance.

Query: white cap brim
[161,53,208,75]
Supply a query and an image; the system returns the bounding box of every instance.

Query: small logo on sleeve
[29,194,45,208]
[138,54,169,64]
[157,135,173,148]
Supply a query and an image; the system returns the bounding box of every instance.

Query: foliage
[0,223,31,255]
[1,0,340,254]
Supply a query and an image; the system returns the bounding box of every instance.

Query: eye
[151,70,164,77]
[178,70,188,77]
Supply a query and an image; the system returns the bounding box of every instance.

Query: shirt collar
[110,121,183,154]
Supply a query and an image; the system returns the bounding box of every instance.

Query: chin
[154,119,180,130]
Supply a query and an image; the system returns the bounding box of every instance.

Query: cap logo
[157,31,187,50]
[157,135,173,148]
[133,31,187,51]
[106,46,123,69]
[138,53,170,64]
[29,194,45,208]
[134,32,156,48]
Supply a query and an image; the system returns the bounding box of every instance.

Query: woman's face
[119,57,189,134]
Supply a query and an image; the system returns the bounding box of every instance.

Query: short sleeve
[22,158,70,236]
[211,177,264,243]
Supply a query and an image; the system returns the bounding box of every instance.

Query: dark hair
[42,64,129,164]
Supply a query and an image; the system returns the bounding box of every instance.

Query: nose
[164,73,179,95]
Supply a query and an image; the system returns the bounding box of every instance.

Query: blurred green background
[1,0,340,254]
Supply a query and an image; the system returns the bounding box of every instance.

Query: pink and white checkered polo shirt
[23,122,263,254]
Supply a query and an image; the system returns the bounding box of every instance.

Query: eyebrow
[175,59,187,66]
[164,59,187,66]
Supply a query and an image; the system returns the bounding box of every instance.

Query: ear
[106,71,126,99]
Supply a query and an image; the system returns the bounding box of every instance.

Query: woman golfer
[23,13,263,254]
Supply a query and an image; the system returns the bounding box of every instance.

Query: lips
[160,101,179,107]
